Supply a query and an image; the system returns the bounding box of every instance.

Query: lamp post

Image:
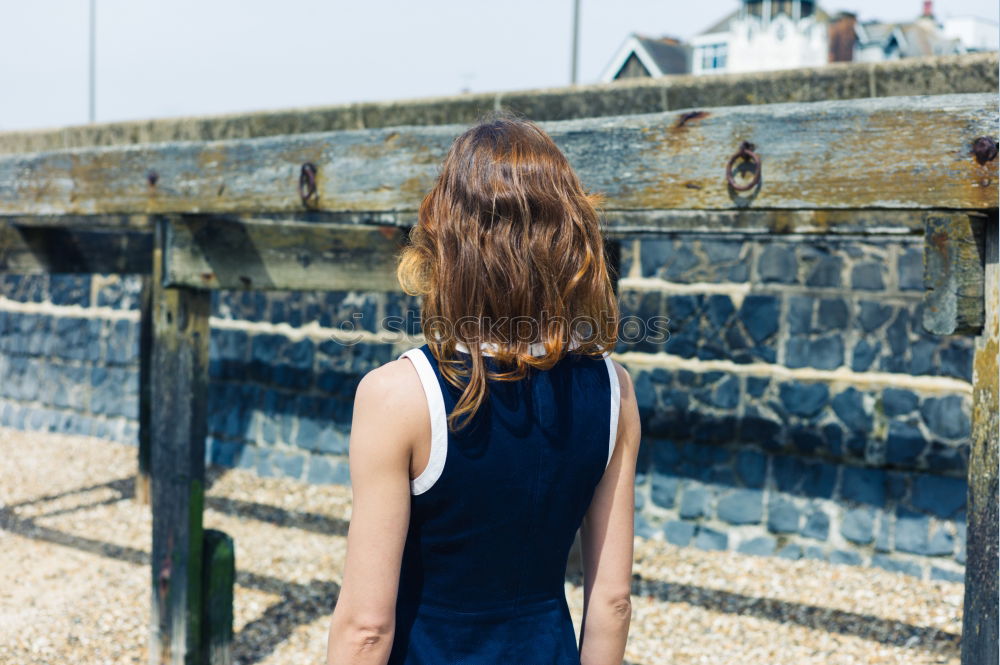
[88,0,95,123]
[570,0,580,85]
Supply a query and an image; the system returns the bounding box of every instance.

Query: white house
[690,0,830,75]
[601,0,832,80]
[601,0,996,82]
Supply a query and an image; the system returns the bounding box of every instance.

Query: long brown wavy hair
[397,112,619,431]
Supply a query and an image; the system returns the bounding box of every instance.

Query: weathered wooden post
[961,213,998,665]
[922,209,999,664]
[921,209,998,664]
[150,215,212,665]
[137,271,153,505]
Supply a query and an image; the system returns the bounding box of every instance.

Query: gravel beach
[0,426,963,665]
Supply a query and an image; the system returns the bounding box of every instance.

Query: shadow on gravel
[205,494,350,538]
[1,472,345,664]
[6,467,350,537]
[568,570,960,657]
[2,475,960,664]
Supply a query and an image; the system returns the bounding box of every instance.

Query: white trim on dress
[454,337,583,357]
[399,348,448,495]
[602,352,621,470]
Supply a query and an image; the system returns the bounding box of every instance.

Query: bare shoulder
[609,359,635,401]
[610,359,640,447]
[355,356,424,402]
[350,356,428,452]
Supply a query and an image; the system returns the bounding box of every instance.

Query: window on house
[700,43,728,71]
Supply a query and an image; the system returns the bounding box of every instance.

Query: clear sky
[0,0,996,131]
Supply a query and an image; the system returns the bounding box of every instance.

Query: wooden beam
[150,215,212,664]
[160,213,926,293]
[961,212,999,665]
[162,216,405,291]
[136,274,153,506]
[0,94,995,217]
[923,213,987,335]
[0,209,934,297]
[0,214,152,230]
[604,209,927,236]
[2,208,932,235]
[0,222,151,274]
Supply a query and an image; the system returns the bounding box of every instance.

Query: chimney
[828,12,857,63]
[922,1,933,18]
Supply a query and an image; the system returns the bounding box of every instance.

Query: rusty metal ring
[725,141,761,192]
[299,162,318,207]
[972,136,998,165]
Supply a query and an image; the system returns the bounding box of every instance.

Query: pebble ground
[0,426,963,665]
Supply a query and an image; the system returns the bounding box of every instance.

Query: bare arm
[578,360,640,665]
[326,358,426,665]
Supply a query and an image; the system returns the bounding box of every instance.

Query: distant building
[854,3,965,62]
[601,0,997,82]
[690,0,831,75]
[601,34,690,80]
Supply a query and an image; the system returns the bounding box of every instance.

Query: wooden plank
[162,216,405,291]
[0,222,151,273]
[604,209,927,236]
[1,209,930,235]
[150,214,212,665]
[923,213,987,335]
[155,211,924,294]
[200,529,234,665]
[0,214,152,230]
[961,212,999,665]
[0,94,995,217]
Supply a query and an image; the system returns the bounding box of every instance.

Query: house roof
[697,4,831,36]
[698,8,740,36]
[857,18,964,56]
[600,33,691,81]
[634,36,691,75]
[857,21,895,43]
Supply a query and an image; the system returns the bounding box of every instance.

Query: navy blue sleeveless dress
[386,343,621,665]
